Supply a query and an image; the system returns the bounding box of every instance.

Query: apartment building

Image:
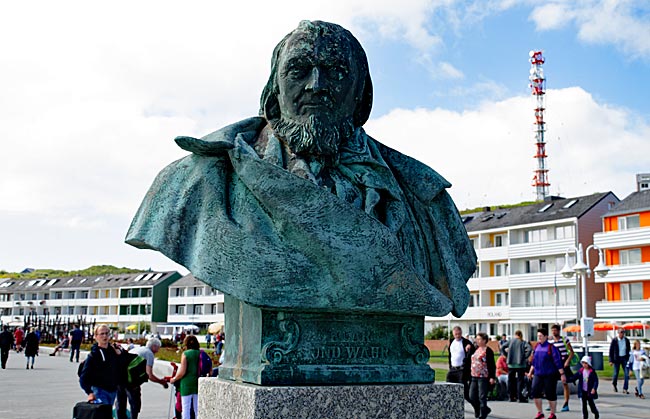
[594,174,650,323]
[0,271,181,330]
[160,273,225,337]
[426,192,619,341]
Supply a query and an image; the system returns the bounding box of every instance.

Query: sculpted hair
[260,20,373,128]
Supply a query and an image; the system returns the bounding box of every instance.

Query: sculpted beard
[270,114,355,157]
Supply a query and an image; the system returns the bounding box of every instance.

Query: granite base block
[199,378,464,419]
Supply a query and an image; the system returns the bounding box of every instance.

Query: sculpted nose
[305,67,324,91]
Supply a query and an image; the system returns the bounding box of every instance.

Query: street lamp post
[560,243,610,355]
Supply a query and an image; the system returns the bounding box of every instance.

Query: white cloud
[365,86,649,210]
[529,0,650,59]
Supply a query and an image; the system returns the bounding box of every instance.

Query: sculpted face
[277,31,358,124]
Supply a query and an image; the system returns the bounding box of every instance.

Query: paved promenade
[462,381,649,419]
[1,347,648,418]
[0,347,174,419]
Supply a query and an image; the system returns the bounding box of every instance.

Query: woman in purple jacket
[527,329,566,419]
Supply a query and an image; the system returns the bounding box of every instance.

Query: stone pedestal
[221,295,433,386]
[199,378,463,419]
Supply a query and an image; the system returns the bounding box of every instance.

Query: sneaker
[534,413,544,419]
[545,407,551,411]
[30,365,33,369]
[561,404,569,412]
[49,353,55,356]
[548,414,557,419]
[613,383,618,392]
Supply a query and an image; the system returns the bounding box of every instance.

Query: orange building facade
[594,178,650,322]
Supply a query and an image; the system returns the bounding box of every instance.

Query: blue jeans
[91,386,117,406]
[634,368,644,396]
[612,361,630,390]
[70,342,81,362]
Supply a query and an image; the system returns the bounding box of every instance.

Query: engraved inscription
[305,345,389,361]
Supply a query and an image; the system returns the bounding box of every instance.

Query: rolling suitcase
[72,401,112,419]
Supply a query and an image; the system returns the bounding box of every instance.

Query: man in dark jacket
[0,326,14,369]
[502,329,532,402]
[609,329,631,393]
[79,324,122,405]
[447,326,474,401]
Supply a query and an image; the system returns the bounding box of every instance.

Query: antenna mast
[529,50,549,201]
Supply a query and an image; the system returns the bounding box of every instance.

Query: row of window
[171,287,221,297]
[170,303,224,315]
[472,225,576,249]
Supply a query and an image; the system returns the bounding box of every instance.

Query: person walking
[78,324,122,405]
[630,340,647,399]
[468,332,496,419]
[116,337,169,419]
[527,329,566,419]
[69,324,84,363]
[205,333,212,349]
[609,329,631,393]
[496,352,509,401]
[550,324,576,412]
[23,327,39,369]
[567,356,599,419]
[446,325,475,402]
[0,326,14,369]
[502,330,532,403]
[14,327,24,353]
[169,335,200,419]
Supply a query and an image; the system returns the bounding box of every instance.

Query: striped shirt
[550,336,569,361]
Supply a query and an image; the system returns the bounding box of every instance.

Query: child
[567,356,599,419]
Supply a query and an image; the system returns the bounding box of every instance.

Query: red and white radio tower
[529,50,549,201]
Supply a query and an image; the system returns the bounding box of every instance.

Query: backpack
[198,349,212,377]
[126,353,148,386]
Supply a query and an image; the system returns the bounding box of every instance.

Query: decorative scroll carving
[400,324,430,365]
[262,319,300,364]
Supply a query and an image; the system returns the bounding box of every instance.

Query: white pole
[581,270,589,356]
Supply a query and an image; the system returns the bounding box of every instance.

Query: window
[494,263,508,277]
[81,307,88,315]
[67,291,75,299]
[193,305,203,315]
[217,302,224,313]
[67,307,75,315]
[525,289,549,307]
[174,305,185,315]
[525,228,548,243]
[43,293,49,300]
[469,293,480,307]
[494,234,506,247]
[621,283,644,301]
[555,225,574,239]
[620,249,642,265]
[619,215,640,230]
[30,293,37,300]
[557,288,576,306]
[81,291,89,299]
[146,288,152,297]
[495,292,509,306]
[193,287,203,296]
[174,288,185,297]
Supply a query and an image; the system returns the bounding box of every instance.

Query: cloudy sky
[1,0,649,273]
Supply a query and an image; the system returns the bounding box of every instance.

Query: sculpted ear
[263,92,281,122]
[353,72,373,127]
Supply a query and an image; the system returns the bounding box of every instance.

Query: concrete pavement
[0,346,174,419]
[1,346,647,418]
[463,382,649,419]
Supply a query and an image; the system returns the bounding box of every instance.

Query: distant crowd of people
[446,324,649,419]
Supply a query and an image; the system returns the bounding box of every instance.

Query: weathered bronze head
[260,21,373,157]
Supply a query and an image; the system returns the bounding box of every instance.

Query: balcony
[509,238,575,259]
[467,276,509,291]
[594,227,650,249]
[509,304,577,322]
[596,299,650,319]
[459,305,510,321]
[476,246,508,261]
[593,263,650,283]
[509,271,577,289]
